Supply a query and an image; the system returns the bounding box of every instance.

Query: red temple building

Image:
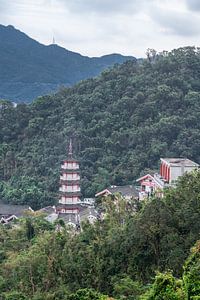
[56,140,81,214]
[137,158,199,200]
[159,158,199,184]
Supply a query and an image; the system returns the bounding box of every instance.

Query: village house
[137,158,199,199]
[95,185,139,200]
[0,201,33,225]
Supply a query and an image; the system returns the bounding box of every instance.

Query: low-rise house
[95,185,139,200]
[39,204,99,228]
[0,201,33,224]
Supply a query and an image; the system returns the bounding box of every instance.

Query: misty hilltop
[0,24,135,102]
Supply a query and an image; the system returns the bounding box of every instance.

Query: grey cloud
[151,8,200,36]
[58,0,147,14]
[0,0,10,12]
[186,0,200,11]
[0,0,13,18]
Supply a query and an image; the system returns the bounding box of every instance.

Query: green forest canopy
[1,46,200,208]
[0,170,200,299]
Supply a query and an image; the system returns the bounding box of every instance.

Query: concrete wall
[169,165,197,184]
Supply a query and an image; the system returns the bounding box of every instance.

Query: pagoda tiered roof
[59,190,81,195]
[58,139,81,214]
[60,179,80,185]
[60,169,80,174]
[61,158,79,164]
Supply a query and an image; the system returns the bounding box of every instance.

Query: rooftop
[95,185,139,198]
[0,201,31,217]
[108,185,139,197]
[39,206,56,214]
[161,158,199,167]
[58,206,98,225]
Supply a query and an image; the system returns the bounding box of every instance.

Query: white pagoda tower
[57,139,81,214]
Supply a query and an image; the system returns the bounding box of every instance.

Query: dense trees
[1,47,200,208]
[0,171,200,299]
[183,241,200,299]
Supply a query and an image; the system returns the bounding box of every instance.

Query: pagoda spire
[68,138,73,158]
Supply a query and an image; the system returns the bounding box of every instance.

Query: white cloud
[1,0,200,57]
[58,0,142,14]
[186,0,200,11]
[150,5,200,36]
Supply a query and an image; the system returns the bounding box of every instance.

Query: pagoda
[57,139,81,214]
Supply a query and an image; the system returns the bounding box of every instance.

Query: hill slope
[1,46,200,208]
[0,24,135,102]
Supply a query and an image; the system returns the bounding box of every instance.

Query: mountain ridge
[0,24,135,102]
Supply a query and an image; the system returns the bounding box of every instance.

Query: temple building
[95,185,139,200]
[137,158,199,199]
[159,158,199,184]
[56,139,81,214]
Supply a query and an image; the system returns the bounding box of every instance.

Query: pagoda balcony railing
[61,170,80,175]
[59,199,80,205]
[59,187,81,192]
[60,175,80,181]
[59,200,78,205]
[61,165,79,170]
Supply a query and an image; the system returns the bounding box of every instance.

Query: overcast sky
[1,0,200,57]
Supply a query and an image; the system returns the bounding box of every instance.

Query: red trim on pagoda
[62,161,79,164]
[58,140,81,214]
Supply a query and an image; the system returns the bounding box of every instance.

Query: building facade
[160,158,199,184]
[137,158,199,199]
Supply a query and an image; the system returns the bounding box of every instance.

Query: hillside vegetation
[0,25,134,102]
[1,46,200,208]
[0,171,200,299]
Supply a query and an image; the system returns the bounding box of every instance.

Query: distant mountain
[0,25,135,102]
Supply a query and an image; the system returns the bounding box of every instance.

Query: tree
[67,288,108,300]
[183,241,200,299]
[113,276,143,299]
[140,272,185,300]
[25,218,35,240]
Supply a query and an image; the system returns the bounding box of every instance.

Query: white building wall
[60,196,79,204]
[145,186,153,193]
[170,165,197,184]
[170,166,182,184]
[60,174,80,181]
[60,186,80,192]
[61,162,79,170]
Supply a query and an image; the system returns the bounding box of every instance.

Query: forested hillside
[0,24,134,102]
[1,46,200,208]
[1,171,200,299]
